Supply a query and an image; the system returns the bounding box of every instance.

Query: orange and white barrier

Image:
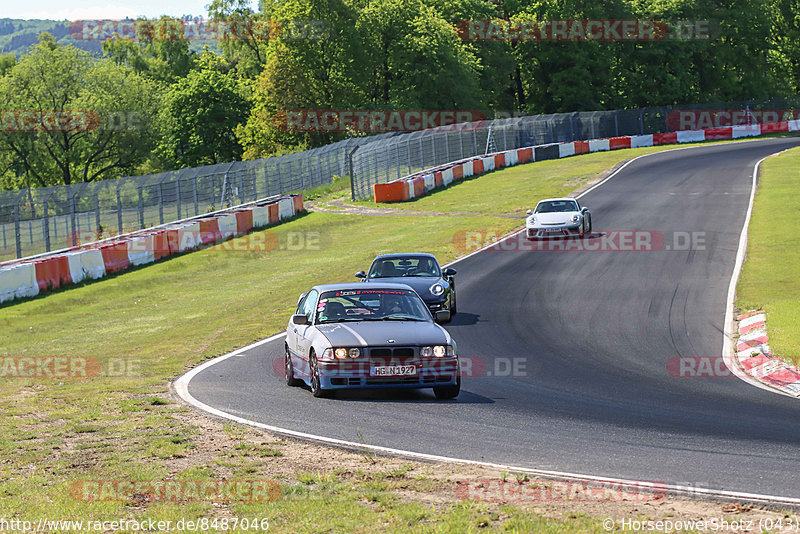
[252,205,270,227]
[0,194,305,305]
[0,263,39,303]
[372,121,797,203]
[278,197,295,219]
[127,235,156,266]
[217,213,239,240]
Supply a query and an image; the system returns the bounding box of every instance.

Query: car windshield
[367,256,441,278]
[315,289,431,324]
[534,200,579,213]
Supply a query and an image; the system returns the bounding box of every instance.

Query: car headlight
[571,214,580,222]
[348,348,360,359]
[422,346,453,357]
[334,348,348,359]
[430,283,445,296]
[528,216,536,225]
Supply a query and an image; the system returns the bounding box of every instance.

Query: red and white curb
[722,150,800,399]
[736,311,800,396]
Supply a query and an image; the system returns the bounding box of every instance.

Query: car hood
[530,212,579,225]
[364,277,443,301]
[316,321,451,347]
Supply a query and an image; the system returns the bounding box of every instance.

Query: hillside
[0,18,217,57]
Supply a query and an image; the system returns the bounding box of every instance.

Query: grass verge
[2,139,796,532]
[736,146,800,365]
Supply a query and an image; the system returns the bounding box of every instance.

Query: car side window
[367,261,380,278]
[296,293,308,315]
[301,290,319,319]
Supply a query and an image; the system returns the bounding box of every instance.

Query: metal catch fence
[349,97,800,200]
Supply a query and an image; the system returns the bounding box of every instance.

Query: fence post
[472,128,478,155]
[43,198,50,252]
[348,146,358,200]
[193,176,199,215]
[94,189,101,237]
[116,179,124,235]
[265,161,270,197]
[394,142,400,180]
[69,186,78,247]
[158,179,164,224]
[138,181,145,228]
[406,138,412,175]
[176,176,182,220]
[13,191,23,258]
[276,160,284,193]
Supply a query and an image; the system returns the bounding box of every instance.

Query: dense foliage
[1,0,799,188]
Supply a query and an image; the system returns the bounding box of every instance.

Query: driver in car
[382,294,405,316]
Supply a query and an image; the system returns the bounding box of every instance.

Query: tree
[157,51,251,167]
[101,16,196,84]
[357,0,483,110]
[207,0,273,77]
[0,53,16,77]
[0,34,160,189]
[237,0,367,158]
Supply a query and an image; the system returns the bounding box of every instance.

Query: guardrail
[372,121,800,202]
[0,194,304,305]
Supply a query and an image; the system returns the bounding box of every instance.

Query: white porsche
[526,198,592,239]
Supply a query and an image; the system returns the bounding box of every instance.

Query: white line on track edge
[721,151,796,397]
[173,137,800,506]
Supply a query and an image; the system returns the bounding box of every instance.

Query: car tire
[285,347,302,387]
[309,352,333,398]
[450,289,457,316]
[433,373,460,400]
[586,214,592,234]
[578,220,585,239]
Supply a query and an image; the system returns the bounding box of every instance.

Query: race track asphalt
[187,137,800,498]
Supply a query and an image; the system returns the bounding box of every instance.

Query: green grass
[295,173,352,202]
[1,138,794,532]
[736,146,800,365]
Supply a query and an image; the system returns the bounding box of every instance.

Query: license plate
[370,365,417,377]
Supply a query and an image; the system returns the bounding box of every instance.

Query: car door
[288,292,309,358]
[295,289,319,366]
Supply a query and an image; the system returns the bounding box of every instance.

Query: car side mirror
[526,209,532,215]
[291,314,309,325]
[355,270,366,279]
[434,310,451,323]
[582,206,589,212]
[443,267,457,276]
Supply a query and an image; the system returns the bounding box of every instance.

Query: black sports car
[356,253,456,322]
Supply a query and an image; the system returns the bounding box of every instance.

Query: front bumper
[425,298,449,313]
[526,223,581,239]
[318,357,459,390]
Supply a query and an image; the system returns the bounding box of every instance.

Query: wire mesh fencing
[349,96,800,200]
[3,96,799,260]
[0,133,398,261]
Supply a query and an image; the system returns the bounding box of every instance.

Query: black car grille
[369,347,415,358]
